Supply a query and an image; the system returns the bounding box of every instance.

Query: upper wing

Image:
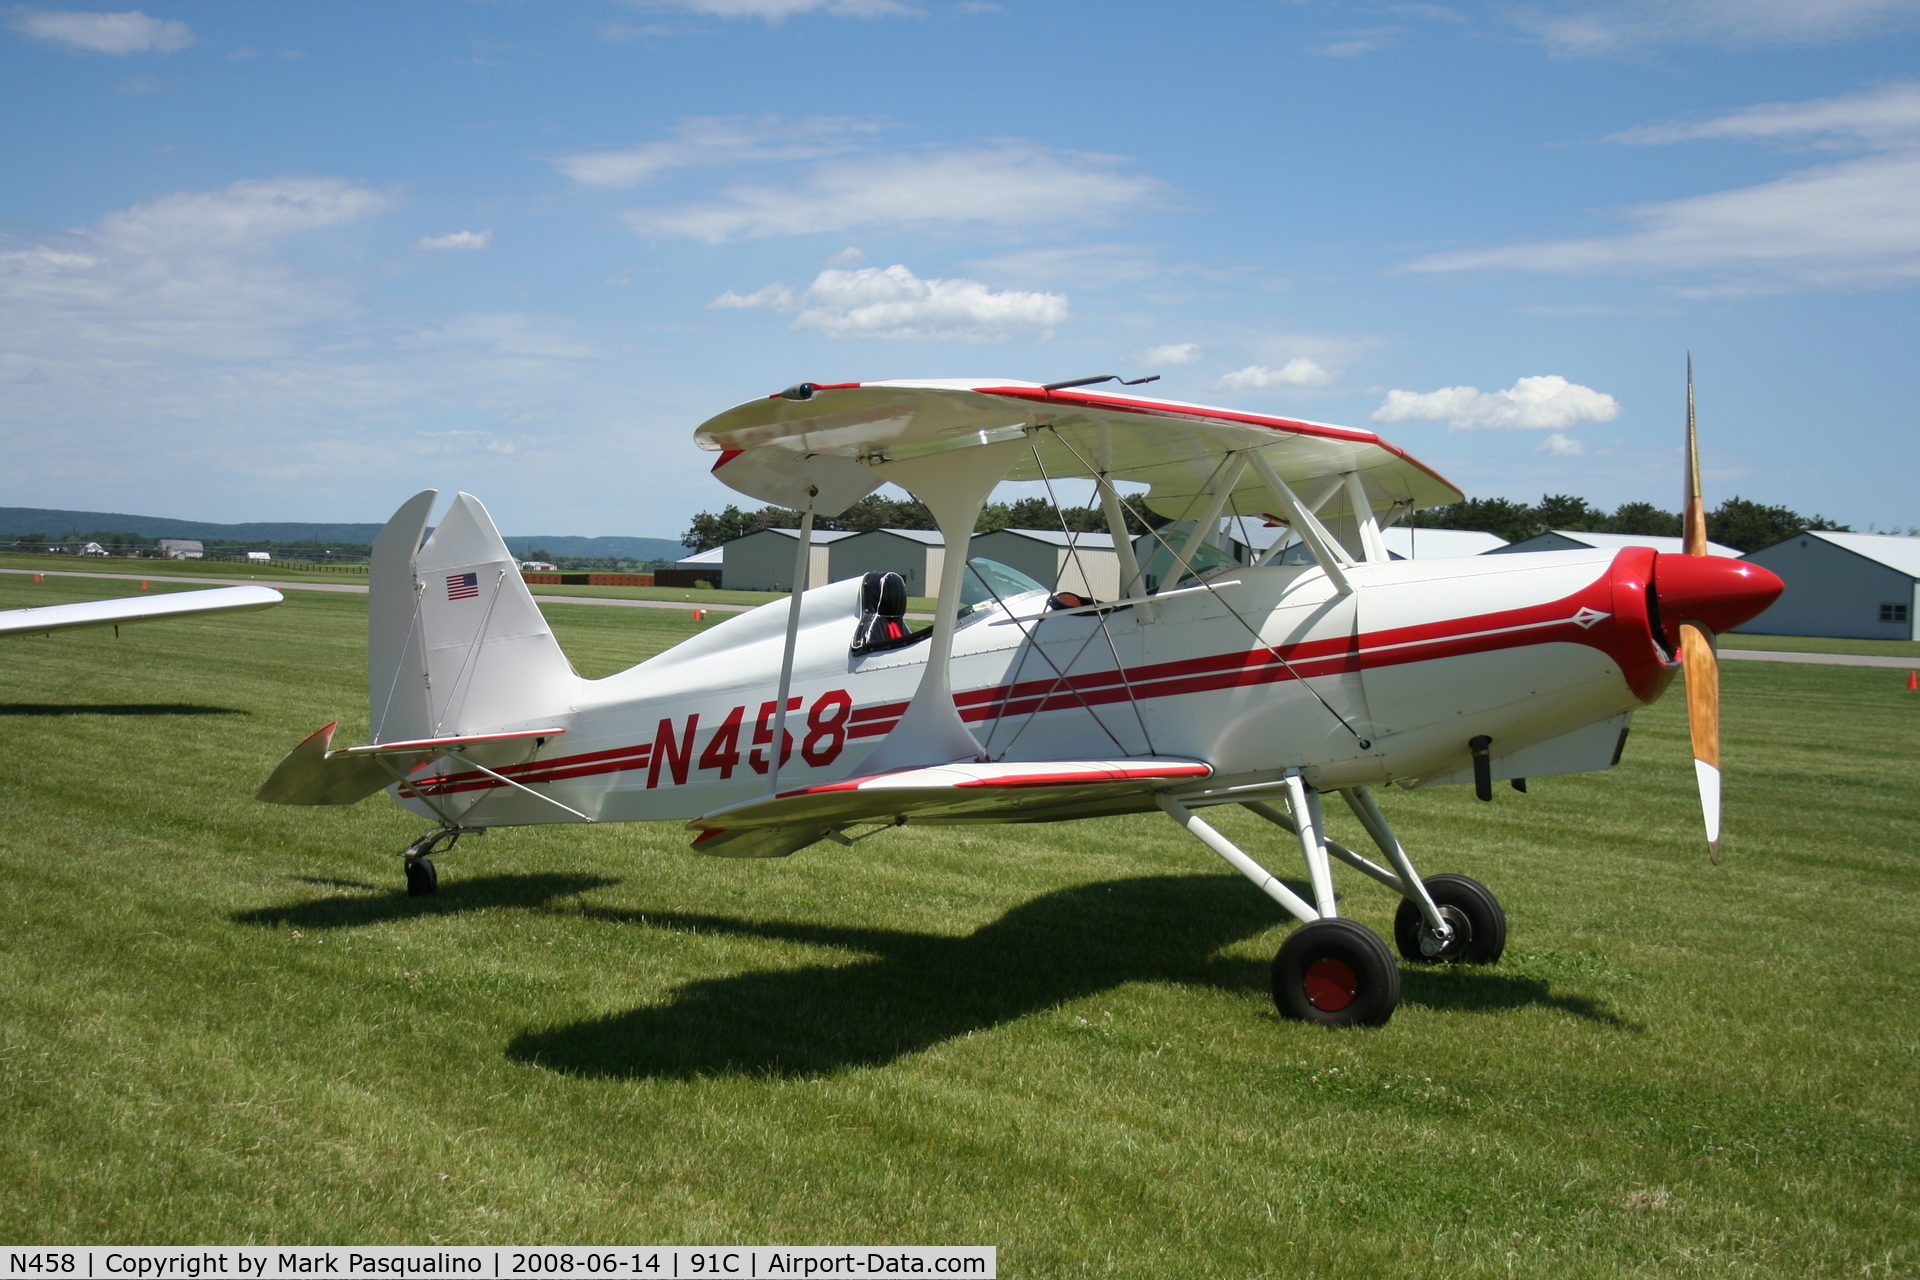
[694,380,1461,524]
[0,584,283,638]
[687,757,1212,858]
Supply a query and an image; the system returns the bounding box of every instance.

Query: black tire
[405,856,438,897]
[1271,918,1400,1028]
[1394,873,1505,965]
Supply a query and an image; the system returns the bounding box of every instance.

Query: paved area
[0,567,759,613]
[1720,648,1918,670]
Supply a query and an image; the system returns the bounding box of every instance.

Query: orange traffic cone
[692,608,704,621]
[1908,670,1917,690]
[140,581,149,590]
[33,573,41,582]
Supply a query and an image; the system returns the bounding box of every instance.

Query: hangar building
[969,529,1120,599]
[826,529,946,596]
[1735,531,1920,641]
[720,527,856,592]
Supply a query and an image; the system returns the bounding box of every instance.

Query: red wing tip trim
[712,448,744,472]
[955,764,1211,789]
[295,721,339,749]
[343,727,567,755]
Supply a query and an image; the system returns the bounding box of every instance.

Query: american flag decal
[446,572,480,601]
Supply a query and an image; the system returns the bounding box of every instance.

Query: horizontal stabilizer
[0,585,282,638]
[687,757,1211,855]
[256,723,567,806]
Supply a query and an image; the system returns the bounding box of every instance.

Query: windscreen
[959,558,1050,615]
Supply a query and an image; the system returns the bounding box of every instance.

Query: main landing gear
[1158,774,1507,1028]
[398,826,471,897]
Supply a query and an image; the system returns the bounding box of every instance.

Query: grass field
[2,573,1916,1276]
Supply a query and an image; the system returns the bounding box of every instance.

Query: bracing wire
[1046,429,1373,751]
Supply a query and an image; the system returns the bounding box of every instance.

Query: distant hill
[0,506,387,544]
[0,507,688,559]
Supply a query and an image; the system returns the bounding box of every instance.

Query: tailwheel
[1271,918,1400,1027]
[405,855,438,897]
[1394,873,1506,965]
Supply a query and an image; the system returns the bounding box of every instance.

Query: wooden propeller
[1681,355,1722,863]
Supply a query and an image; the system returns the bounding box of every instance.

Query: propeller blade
[1680,620,1722,863]
[1683,354,1708,558]
[1681,354,1720,862]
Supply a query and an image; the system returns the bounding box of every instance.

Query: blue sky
[3,0,1917,539]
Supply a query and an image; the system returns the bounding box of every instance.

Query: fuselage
[398,546,1679,829]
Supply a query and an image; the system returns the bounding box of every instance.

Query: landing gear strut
[1158,778,1508,1029]
[398,826,467,896]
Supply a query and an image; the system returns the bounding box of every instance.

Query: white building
[721,527,857,592]
[1736,531,1920,641]
[156,539,203,560]
[969,528,1120,599]
[1491,530,1741,558]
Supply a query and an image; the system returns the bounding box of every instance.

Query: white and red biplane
[259,375,1781,1027]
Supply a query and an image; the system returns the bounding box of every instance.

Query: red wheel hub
[1304,957,1357,1011]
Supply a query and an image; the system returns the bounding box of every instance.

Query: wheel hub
[1418,905,1473,959]
[1303,958,1358,1011]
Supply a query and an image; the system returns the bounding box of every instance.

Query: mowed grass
[1,574,1917,1277]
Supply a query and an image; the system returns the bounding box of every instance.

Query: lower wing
[688,757,1212,858]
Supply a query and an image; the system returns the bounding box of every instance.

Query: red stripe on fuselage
[412,553,1671,800]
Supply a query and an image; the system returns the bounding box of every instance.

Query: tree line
[1414,494,1849,553]
[683,494,1162,552]
[685,491,1851,556]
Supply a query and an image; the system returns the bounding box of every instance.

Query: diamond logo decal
[1572,606,1610,630]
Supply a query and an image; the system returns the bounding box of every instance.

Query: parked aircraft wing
[257,722,567,806]
[687,757,1212,857]
[695,380,1461,526]
[0,584,283,638]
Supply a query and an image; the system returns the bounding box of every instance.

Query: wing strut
[854,433,1030,775]
[766,507,815,796]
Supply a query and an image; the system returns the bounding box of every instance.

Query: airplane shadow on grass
[231,871,1634,1075]
[233,873,621,931]
[507,874,1635,1080]
[0,702,248,716]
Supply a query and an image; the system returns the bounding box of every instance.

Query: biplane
[258,374,1781,1027]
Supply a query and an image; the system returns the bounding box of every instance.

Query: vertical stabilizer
[368,491,580,744]
[369,491,438,743]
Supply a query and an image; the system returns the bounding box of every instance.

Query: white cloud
[1130,342,1202,367]
[623,141,1167,242]
[962,242,1161,286]
[1307,27,1403,56]
[552,115,887,189]
[1509,0,1920,55]
[1609,81,1920,149]
[1537,432,1588,456]
[8,7,192,53]
[1370,375,1619,431]
[824,245,866,266]
[0,177,605,507]
[710,263,1066,341]
[648,0,918,17]
[415,230,492,251]
[1216,358,1337,390]
[1410,84,1920,294]
[1408,150,1920,292]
